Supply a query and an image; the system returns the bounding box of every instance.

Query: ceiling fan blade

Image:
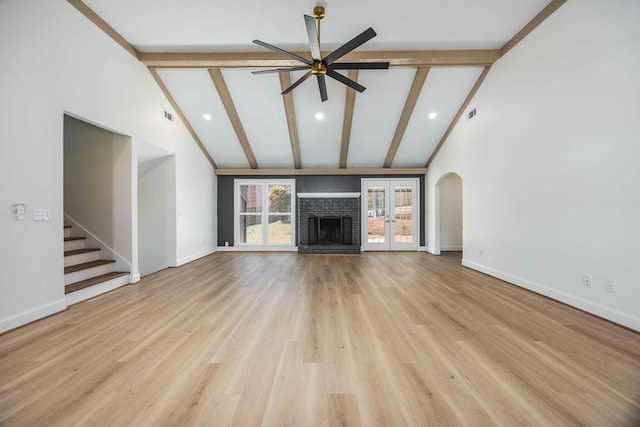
[253,39,312,65]
[317,75,328,102]
[330,62,390,70]
[327,70,366,93]
[304,15,322,62]
[323,27,377,66]
[252,66,310,75]
[281,70,312,95]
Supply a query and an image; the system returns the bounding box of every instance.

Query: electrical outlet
[582,274,592,288]
[605,278,616,293]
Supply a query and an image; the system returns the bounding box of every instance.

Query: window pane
[268,184,292,213]
[239,215,262,243]
[240,184,262,213]
[368,186,386,243]
[268,215,291,244]
[394,186,413,243]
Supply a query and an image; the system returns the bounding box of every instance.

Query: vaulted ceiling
[71,0,565,174]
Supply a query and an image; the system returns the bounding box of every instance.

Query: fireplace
[308,216,353,245]
[298,192,360,254]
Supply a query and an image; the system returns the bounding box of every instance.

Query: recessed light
[428,112,437,120]
[315,112,324,121]
[203,113,212,121]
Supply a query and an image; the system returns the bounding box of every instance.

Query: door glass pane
[268,214,291,243]
[367,186,386,243]
[268,184,292,213]
[240,184,262,213]
[239,215,262,243]
[394,186,413,243]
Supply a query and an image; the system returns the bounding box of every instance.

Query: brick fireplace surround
[297,193,361,254]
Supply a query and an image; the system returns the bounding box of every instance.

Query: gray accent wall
[217,175,425,247]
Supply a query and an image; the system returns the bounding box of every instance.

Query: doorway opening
[137,142,176,277]
[361,178,419,251]
[434,172,463,256]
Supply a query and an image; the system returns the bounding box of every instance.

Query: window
[235,179,295,246]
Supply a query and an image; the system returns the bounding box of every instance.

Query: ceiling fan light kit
[252,5,389,102]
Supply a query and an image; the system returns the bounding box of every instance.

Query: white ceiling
[82,0,552,170]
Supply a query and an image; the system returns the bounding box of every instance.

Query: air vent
[468,108,477,119]
[164,109,174,122]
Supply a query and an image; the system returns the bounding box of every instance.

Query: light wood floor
[1,252,639,426]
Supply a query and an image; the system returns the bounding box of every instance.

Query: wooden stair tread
[65,271,129,294]
[64,236,86,241]
[64,259,115,274]
[64,248,100,257]
[64,225,71,229]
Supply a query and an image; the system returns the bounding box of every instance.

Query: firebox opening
[319,217,341,244]
[308,215,353,245]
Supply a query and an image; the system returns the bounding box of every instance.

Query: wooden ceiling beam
[339,70,359,169]
[384,67,430,168]
[148,68,217,169]
[215,168,427,176]
[139,50,500,68]
[208,69,259,169]
[67,0,139,59]
[501,0,567,57]
[425,66,491,168]
[279,73,302,169]
[425,0,566,168]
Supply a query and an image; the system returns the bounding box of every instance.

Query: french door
[362,178,419,251]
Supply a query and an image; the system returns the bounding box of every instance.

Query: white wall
[439,173,462,251]
[427,0,640,330]
[64,115,132,264]
[138,156,176,276]
[0,0,216,332]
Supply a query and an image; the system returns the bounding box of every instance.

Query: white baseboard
[131,273,141,283]
[441,246,462,251]
[216,246,297,252]
[419,246,427,252]
[0,299,67,334]
[176,248,217,266]
[426,245,438,255]
[462,259,640,332]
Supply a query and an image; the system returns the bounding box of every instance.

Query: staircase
[64,225,129,301]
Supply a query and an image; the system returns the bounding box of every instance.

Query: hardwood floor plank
[1,252,639,426]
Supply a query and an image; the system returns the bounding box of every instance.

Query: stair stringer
[64,214,132,277]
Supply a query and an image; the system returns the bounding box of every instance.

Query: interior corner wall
[64,116,132,263]
[0,0,216,332]
[426,0,640,331]
[439,174,462,251]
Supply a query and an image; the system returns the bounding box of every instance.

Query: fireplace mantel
[297,192,360,198]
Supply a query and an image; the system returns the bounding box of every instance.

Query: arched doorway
[434,172,463,256]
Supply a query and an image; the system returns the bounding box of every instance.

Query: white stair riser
[64,239,85,251]
[65,263,114,285]
[64,228,71,238]
[65,274,129,306]
[64,251,100,267]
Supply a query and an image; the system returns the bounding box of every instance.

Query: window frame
[234,179,296,247]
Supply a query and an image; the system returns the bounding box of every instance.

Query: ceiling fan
[252,5,390,102]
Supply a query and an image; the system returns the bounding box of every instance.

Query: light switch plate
[33,208,52,221]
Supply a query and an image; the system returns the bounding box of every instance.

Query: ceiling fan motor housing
[313,6,325,20]
[311,62,327,75]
